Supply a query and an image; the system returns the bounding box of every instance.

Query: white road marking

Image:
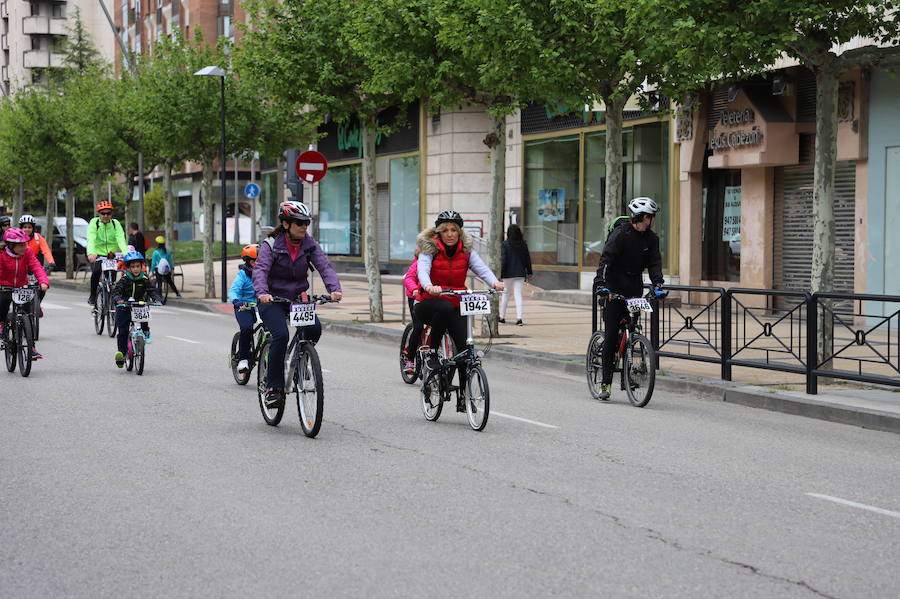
[37,302,71,310]
[154,306,222,317]
[166,336,200,344]
[806,493,900,520]
[492,411,559,429]
[322,368,332,373]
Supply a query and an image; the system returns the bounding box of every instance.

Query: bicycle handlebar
[116,299,163,307]
[437,288,499,296]
[0,285,39,291]
[271,294,340,305]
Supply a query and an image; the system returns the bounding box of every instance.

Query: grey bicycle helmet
[627,197,659,216]
[434,210,464,228]
[0,215,10,227]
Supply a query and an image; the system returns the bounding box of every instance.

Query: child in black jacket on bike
[112,251,162,368]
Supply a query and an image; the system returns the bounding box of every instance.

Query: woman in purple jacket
[253,201,342,408]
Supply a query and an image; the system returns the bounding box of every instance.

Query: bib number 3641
[289,303,316,327]
[459,293,491,316]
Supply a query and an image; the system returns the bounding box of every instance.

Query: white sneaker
[237,359,249,374]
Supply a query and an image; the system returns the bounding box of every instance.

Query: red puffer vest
[421,238,469,307]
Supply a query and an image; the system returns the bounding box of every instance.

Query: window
[30,3,39,16]
[31,37,41,51]
[389,156,420,260]
[318,164,362,256]
[523,135,580,266]
[701,165,741,281]
[220,16,233,40]
[51,4,64,18]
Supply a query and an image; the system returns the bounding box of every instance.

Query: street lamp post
[194,65,228,303]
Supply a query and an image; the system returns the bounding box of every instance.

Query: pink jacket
[403,259,421,299]
[0,246,49,288]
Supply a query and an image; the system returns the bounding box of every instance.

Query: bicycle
[1,285,39,377]
[420,288,496,431]
[256,294,339,437]
[585,292,657,407]
[229,302,269,385]
[26,273,42,341]
[92,254,120,337]
[399,320,455,384]
[119,299,160,376]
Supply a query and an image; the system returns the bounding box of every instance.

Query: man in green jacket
[87,200,128,305]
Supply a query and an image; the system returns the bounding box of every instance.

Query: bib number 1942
[459,293,491,316]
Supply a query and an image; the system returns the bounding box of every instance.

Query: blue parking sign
[244,183,260,199]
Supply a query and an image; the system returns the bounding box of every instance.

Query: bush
[143,187,164,229]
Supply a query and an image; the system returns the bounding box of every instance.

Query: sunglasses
[99,211,112,216]
[292,220,311,227]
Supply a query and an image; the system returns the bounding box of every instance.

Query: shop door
[885,147,900,298]
[377,183,390,263]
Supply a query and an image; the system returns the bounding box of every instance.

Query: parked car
[34,216,90,271]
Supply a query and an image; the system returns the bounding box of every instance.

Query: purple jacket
[252,233,341,300]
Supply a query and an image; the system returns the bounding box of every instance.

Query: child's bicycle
[256,294,339,437]
[585,292,658,407]
[1,284,39,377]
[399,320,455,384]
[420,288,496,431]
[119,299,161,375]
[229,302,269,385]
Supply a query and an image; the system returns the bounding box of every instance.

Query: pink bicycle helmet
[3,227,30,244]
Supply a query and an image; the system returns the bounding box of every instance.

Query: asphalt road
[2,287,898,599]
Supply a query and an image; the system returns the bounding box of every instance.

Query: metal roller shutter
[774,136,856,305]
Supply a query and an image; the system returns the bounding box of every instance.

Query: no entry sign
[295,150,328,183]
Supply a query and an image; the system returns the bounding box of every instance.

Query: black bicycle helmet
[434,210,464,228]
[0,216,10,227]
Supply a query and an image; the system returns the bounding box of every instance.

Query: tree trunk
[811,63,839,370]
[250,154,258,243]
[45,183,56,239]
[65,190,75,280]
[163,160,175,250]
[361,116,383,322]
[603,95,626,233]
[92,173,101,210]
[13,175,24,223]
[202,157,216,298]
[124,171,136,234]
[481,113,506,338]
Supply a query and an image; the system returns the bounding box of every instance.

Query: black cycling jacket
[593,222,664,298]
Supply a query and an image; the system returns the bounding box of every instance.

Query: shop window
[260,171,279,229]
[389,156,420,260]
[318,163,362,256]
[701,166,741,281]
[524,135,580,266]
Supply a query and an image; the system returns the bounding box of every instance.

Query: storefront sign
[708,127,764,152]
[463,220,483,238]
[718,108,755,126]
[722,186,741,242]
[537,188,566,221]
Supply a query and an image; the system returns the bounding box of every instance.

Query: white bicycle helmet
[18,214,35,225]
[627,197,659,217]
[279,200,312,223]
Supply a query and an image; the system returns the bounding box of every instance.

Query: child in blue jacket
[230,244,259,375]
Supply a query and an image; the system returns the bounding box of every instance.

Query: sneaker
[425,351,440,372]
[143,333,152,344]
[31,349,42,360]
[264,388,285,410]
[516,319,523,326]
[598,383,612,401]
[402,358,416,375]
[498,317,505,324]
[38,307,44,318]
[114,351,125,368]
[87,297,96,306]
[237,359,250,375]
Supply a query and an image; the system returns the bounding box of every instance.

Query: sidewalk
[50,261,900,434]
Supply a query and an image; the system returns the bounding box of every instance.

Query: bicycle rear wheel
[624,332,656,407]
[294,344,324,438]
[17,317,34,377]
[3,318,16,372]
[256,339,284,426]
[585,330,606,399]
[464,365,490,431]
[135,335,146,376]
[399,323,419,384]
[230,332,250,385]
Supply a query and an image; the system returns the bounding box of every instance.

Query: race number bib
[101,258,117,271]
[289,303,316,327]
[459,293,491,316]
[12,288,35,305]
[131,305,151,322]
[626,298,653,313]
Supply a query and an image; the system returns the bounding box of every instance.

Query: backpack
[156,257,171,274]
[607,215,630,235]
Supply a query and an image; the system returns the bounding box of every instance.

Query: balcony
[1,1,8,19]
[22,16,67,35]
[1,33,7,50]
[23,50,65,69]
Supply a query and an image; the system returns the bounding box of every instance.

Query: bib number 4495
[289,303,316,327]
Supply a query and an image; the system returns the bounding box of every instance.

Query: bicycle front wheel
[135,335,146,376]
[294,344,324,438]
[17,316,34,377]
[256,340,284,426]
[93,292,104,335]
[105,292,116,338]
[624,332,656,407]
[585,330,606,399]
[399,323,419,384]
[230,332,250,385]
[421,372,443,422]
[465,365,490,431]
[32,296,40,341]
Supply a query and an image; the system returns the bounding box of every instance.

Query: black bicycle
[1,285,39,377]
[257,294,339,437]
[92,255,120,337]
[420,289,495,431]
[585,292,657,407]
[230,302,269,385]
[399,320,455,384]
[119,299,161,376]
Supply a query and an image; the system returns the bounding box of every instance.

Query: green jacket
[87,217,128,256]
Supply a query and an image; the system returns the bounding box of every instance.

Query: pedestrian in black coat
[499,224,532,325]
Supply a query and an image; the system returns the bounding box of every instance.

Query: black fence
[591,286,900,395]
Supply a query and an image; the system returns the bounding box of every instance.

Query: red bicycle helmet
[96,200,114,212]
[278,201,312,223]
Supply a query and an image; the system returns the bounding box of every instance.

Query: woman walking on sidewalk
[499,224,532,326]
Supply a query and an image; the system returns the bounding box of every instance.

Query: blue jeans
[257,302,322,390]
[233,305,255,361]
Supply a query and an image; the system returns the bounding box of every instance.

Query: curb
[319,319,900,435]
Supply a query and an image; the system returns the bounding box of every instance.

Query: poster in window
[722,185,741,255]
[537,188,565,221]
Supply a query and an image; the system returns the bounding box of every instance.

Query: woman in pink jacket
[0,228,49,359]
[402,248,423,374]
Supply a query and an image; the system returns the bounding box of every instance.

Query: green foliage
[143,186,165,229]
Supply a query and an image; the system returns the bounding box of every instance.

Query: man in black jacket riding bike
[593,197,666,400]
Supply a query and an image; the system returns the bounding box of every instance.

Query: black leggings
[601,299,631,385]
[415,298,468,387]
[405,298,425,357]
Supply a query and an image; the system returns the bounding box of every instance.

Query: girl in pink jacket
[402,248,423,373]
[0,228,49,359]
